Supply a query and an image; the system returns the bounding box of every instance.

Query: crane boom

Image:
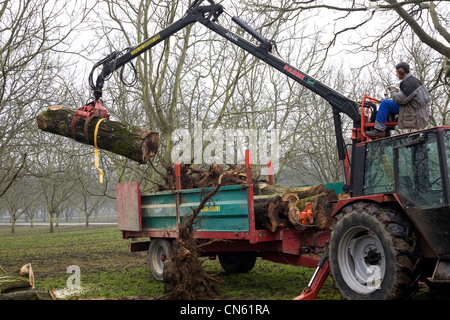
[89,0,365,192]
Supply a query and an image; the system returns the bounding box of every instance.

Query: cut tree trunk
[254,195,288,232]
[258,183,327,198]
[20,263,34,289]
[0,289,54,300]
[36,105,159,164]
[155,161,339,232]
[0,275,31,294]
[282,193,301,226]
[0,264,55,300]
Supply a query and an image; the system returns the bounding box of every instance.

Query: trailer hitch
[294,247,329,300]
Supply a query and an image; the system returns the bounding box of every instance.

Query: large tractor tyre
[148,238,173,281]
[218,253,257,274]
[329,202,419,300]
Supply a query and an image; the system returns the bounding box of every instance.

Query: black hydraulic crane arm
[91,0,360,124]
[90,0,362,188]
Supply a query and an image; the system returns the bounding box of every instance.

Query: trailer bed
[117,180,333,257]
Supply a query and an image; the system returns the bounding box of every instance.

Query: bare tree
[0,0,96,197]
[1,189,25,233]
[30,135,78,232]
[1,182,39,233]
[82,0,450,190]
[249,0,450,79]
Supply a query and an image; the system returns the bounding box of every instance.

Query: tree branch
[260,0,450,13]
[429,1,450,44]
[386,0,450,59]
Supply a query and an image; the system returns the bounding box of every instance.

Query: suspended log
[36,105,159,164]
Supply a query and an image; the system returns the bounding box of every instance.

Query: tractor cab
[356,127,450,253]
[327,127,450,300]
[362,128,448,203]
[349,127,450,289]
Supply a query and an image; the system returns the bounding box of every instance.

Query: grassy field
[0,224,446,300]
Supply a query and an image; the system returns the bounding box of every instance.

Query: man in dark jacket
[366,62,430,138]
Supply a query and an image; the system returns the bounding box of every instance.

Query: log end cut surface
[141,131,159,163]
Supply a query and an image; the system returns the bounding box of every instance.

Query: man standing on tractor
[366,62,430,138]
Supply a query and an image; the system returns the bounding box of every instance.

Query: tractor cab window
[443,130,450,194]
[364,139,395,195]
[395,131,444,207]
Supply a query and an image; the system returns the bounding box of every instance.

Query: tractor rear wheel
[329,202,418,300]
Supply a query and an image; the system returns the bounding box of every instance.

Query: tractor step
[428,258,450,283]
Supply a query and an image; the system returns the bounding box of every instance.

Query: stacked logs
[157,162,247,191]
[254,183,339,232]
[0,264,55,300]
[158,162,340,232]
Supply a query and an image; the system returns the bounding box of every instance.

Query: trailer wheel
[329,202,418,300]
[148,239,172,281]
[218,253,257,274]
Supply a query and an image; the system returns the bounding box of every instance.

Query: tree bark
[0,275,31,294]
[254,195,288,232]
[0,289,54,300]
[36,106,159,164]
[258,183,327,198]
[0,264,55,300]
[282,193,301,226]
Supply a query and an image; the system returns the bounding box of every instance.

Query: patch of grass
[0,224,446,300]
[0,225,145,299]
[202,258,340,300]
[1,225,338,300]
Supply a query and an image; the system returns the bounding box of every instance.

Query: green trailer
[116,163,340,299]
